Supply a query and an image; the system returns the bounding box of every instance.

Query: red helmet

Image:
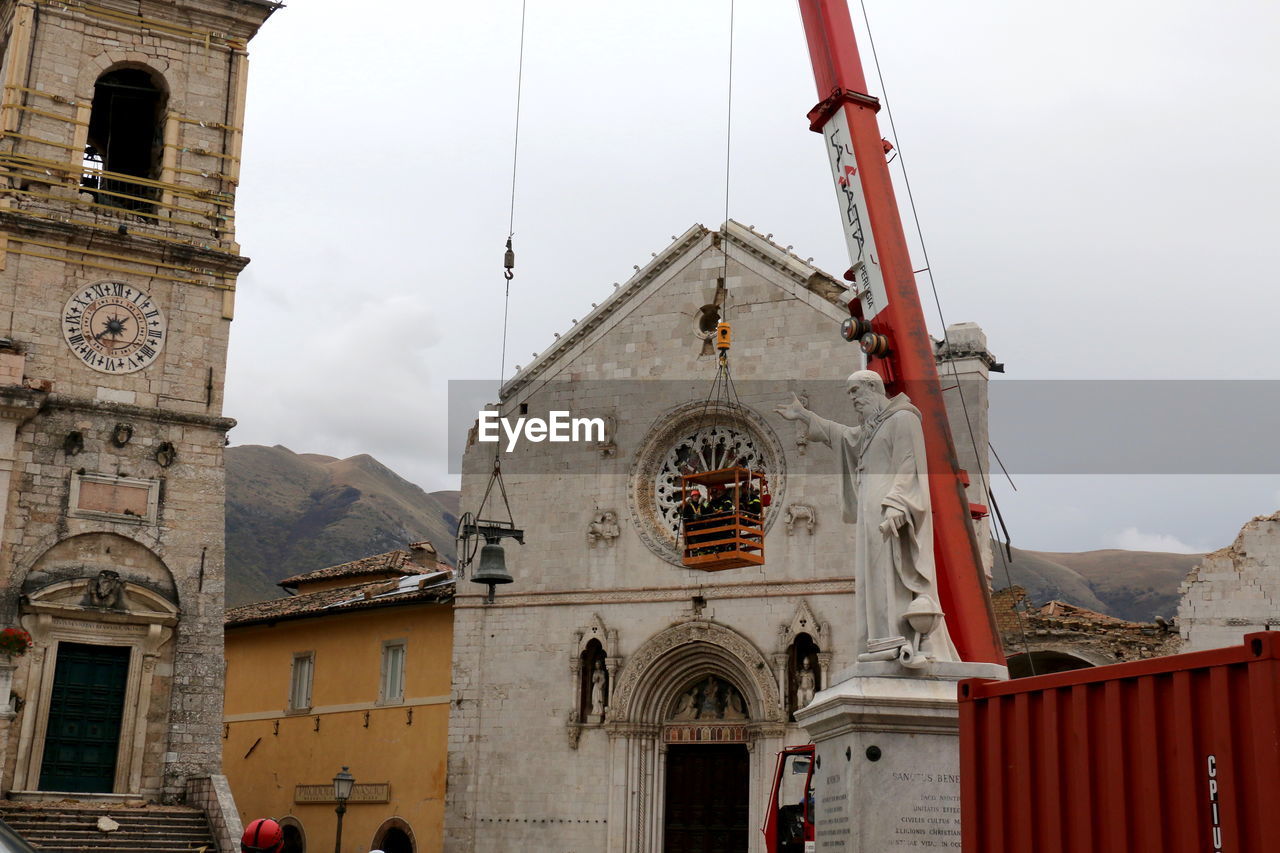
[241,818,284,853]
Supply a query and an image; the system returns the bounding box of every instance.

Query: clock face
[62,281,167,373]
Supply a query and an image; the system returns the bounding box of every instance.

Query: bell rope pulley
[456,457,524,604]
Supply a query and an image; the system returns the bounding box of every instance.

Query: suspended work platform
[680,467,768,572]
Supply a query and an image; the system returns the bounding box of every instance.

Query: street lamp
[332,766,354,853]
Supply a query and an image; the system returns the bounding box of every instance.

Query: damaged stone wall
[993,586,1182,673]
[1178,511,1280,652]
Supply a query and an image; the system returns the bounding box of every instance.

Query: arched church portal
[606,622,787,853]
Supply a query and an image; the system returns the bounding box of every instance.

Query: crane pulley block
[715,321,732,352]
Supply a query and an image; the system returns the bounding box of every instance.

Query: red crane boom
[796,0,1004,665]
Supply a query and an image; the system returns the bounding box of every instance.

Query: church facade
[0,0,274,808]
[446,222,994,852]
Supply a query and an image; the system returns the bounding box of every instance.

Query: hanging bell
[471,539,514,602]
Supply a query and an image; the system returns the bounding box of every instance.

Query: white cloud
[1106,527,1202,554]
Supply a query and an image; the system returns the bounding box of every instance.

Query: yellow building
[223,543,452,853]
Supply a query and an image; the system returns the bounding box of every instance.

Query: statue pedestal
[794,662,1006,853]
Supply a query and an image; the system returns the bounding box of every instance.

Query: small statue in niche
[796,657,817,709]
[586,511,621,546]
[589,660,608,722]
[87,569,124,609]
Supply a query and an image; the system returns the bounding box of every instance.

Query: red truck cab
[763,745,816,853]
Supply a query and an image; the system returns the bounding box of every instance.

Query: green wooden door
[39,642,131,793]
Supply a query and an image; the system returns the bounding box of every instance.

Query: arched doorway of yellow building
[372,817,415,853]
[277,817,305,853]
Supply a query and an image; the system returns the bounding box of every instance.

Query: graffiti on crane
[828,127,866,264]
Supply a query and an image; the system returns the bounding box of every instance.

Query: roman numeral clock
[62,281,167,373]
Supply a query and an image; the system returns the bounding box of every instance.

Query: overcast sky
[223,0,1280,555]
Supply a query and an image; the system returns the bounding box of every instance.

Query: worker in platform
[682,487,708,554]
[705,485,735,552]
[708,485,734,517]
[743,482,763,518]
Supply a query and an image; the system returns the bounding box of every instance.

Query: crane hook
[503,236,515,281]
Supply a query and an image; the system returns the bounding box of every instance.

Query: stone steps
[0,802,218,853]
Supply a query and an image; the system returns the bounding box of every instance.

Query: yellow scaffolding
[0,78,242,247]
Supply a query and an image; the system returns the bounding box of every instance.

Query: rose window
[654,424,767,540]
[628,401,785,565]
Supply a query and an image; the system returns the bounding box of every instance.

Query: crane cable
[719,0,736,322]
[468,0,529,568]
[499,0,529,384]
[857,0,1033,674]
[691,0,741,450]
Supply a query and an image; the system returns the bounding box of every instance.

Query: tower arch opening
[84,67,167,210]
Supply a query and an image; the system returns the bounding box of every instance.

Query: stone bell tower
[0,0,276,804]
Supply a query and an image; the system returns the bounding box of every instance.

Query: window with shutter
[289,652,314,712]
[380,641,406,705]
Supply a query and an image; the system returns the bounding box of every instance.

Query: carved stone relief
[585,511,621,547]
[86,569,124,608]
[784,504,816,535]
[608,620,784,725]
[668,675,748,722]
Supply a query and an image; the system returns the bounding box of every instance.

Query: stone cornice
[45,394,235,432]
[0,387,47,422]
[40,0,278,46]
[0,210,249,277]
[454,575,854,610]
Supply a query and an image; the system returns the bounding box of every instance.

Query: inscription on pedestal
[886,774,961,849]
[816,770,849,850]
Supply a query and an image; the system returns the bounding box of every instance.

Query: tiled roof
[227,571,453,627]
[1038,600,1137,626]
[277,548,444,589]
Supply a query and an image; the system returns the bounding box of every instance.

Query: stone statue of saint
[795,657,816,709]
[777,370,957,667]
[589,660,607,720]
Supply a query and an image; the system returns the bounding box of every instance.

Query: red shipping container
[958,631,1280,853]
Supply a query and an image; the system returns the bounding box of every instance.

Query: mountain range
[997,546,1200,623]
[225,445,459,606]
